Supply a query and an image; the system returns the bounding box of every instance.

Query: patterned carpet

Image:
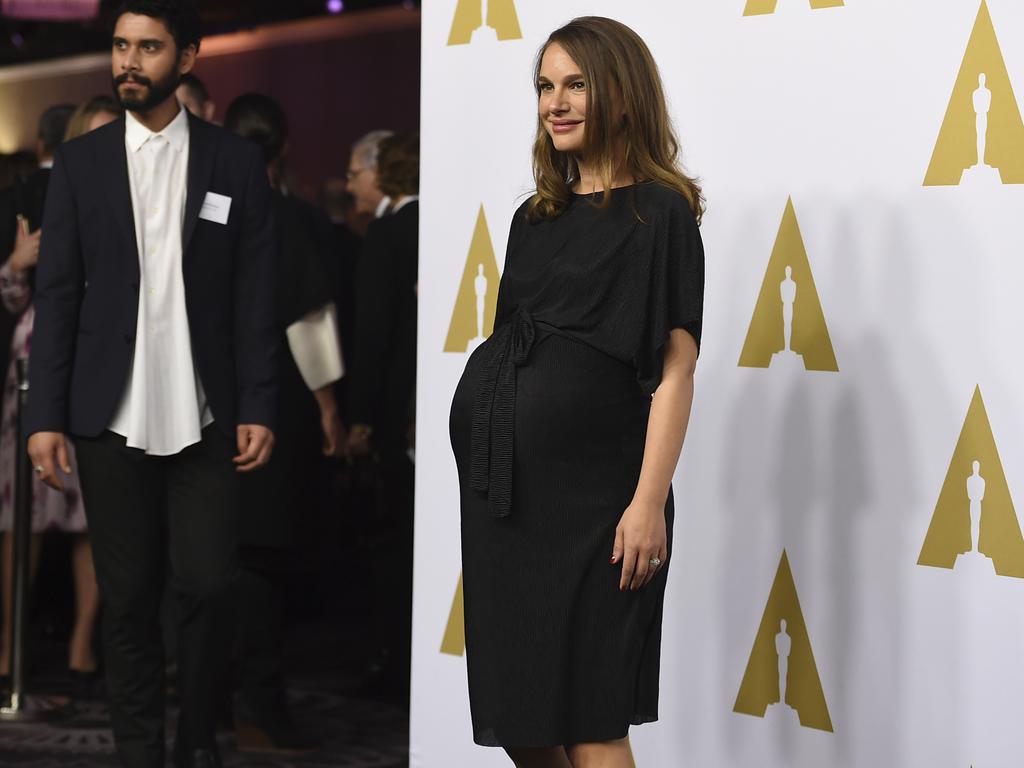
[0,681,408,767]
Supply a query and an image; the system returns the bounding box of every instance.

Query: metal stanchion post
[0,358,70,722]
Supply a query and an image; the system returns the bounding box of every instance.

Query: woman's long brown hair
[529,16,704,224]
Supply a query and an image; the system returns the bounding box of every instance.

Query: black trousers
[74,428,239,768]
[372,443,414,687]
[235,549,289,724]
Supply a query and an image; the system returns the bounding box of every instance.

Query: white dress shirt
[108,106,212,456]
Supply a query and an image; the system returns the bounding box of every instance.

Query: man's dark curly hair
[113,0,202,54]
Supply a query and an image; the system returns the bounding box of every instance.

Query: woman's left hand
[611,500,667,591]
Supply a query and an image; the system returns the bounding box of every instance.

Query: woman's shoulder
[633,182,698,222]
[511,196,534,224]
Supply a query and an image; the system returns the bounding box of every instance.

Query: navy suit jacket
[27,113,278,440]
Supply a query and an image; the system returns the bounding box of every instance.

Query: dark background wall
[195,16,420,194]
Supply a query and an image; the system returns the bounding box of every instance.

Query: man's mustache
[114,73,152,87]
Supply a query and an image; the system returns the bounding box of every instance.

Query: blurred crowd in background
[0,72,419,755]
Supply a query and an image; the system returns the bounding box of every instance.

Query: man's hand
[9,216,40,274]
[27,431,71,491]
[234,425,274,472]
[321,409,348,459]
[311,385,347,459]
[347,423,373,457]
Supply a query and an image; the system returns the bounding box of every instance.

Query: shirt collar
[391,195,419,214]
[125,103,189,154]
[375,195,392,219]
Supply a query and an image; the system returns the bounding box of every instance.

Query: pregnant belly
[450,330,649,482]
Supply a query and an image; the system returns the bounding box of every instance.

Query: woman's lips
[551,121,582,134]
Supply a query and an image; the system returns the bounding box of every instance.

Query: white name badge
[199,191,232,225]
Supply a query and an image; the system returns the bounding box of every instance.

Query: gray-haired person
[346,129,394,219]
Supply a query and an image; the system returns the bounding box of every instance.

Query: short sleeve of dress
[634,191,704,396]
[494,198,531,328]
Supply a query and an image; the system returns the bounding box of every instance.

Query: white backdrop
[411,1,1024,766]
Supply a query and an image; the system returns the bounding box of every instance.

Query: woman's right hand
[9,216,41,274]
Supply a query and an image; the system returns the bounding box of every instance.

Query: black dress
[449,182,704,748]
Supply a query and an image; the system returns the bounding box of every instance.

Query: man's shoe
[236,717,318,756]
[173,747,222,768]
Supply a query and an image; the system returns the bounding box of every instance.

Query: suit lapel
[183,113,217,253]
[104,118,140,276]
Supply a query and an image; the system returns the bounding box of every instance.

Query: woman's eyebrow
[537,74,585,83]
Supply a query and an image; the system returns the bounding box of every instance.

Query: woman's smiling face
[537,42,588,154]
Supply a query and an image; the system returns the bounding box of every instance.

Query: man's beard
[112,68,181,114]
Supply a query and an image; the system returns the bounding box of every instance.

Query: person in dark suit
[317,179,362,421]
[223,92,345,755]
[347,132,419,698]
[26,3,277,767]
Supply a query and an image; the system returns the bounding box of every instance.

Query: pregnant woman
[450,16,705,768]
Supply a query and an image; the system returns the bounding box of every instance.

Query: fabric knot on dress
[469,308,536,518]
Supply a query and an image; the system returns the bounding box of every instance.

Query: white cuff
[286,303,344,391]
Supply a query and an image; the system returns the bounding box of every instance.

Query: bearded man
[26,2,278,766]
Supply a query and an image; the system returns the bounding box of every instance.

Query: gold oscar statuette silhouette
[734,551,833,732]
[744,0,843,17]
[918,386,1024,578]
[738,198,838,373]
[445,206,502,353]
[448,0,522,46]
[440,572,465,656]
[924,1,1024,186]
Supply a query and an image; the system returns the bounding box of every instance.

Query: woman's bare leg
[68,534,99,672]
[504,746,573,768]
[0,531,43,675]
[566,736,636,768]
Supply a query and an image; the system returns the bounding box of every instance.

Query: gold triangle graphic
[444,205,502,353]
[734,550,833,732]
[918,386,1024,578]
[744,0,844,16]
[924,1,1024,185]
[448,0,522,46]
[440,572,465,656]
[738,198,838,372]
